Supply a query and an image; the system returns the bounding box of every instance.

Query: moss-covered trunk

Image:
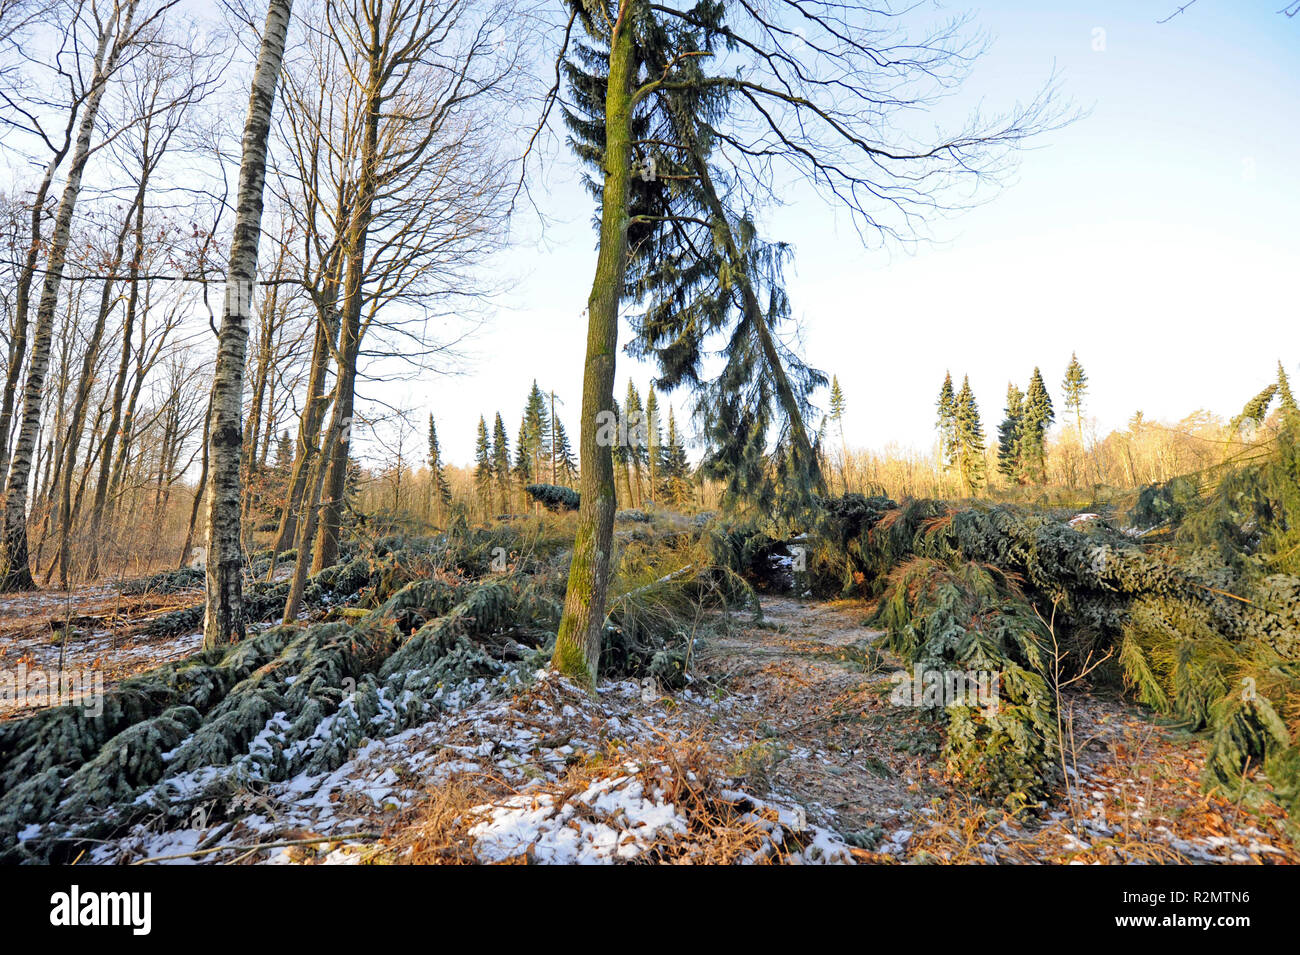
[551,15,636,687]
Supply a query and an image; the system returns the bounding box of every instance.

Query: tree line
[463,378,691,518]
[920,353,1296,498]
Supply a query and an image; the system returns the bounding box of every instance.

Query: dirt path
[681,597,944,851]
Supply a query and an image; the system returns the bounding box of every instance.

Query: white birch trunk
[202,0,294,647]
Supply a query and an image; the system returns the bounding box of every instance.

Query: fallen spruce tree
[524,483,581,512]
[795,482,1300,814]
[0,520,754,862]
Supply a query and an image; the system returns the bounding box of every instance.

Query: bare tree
[297,0,517,579]
[261,0,518,622]
[0,0,181,591]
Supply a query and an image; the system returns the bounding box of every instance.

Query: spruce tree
[547,390,562,483]
[427,414,451,523]
[522,381,551,483]
[492,413,511,513]
[473,416,493,516]
[554,418,577,484]
[1061,352,1088,443]
[829,375,848,491]
[566,18,826,521]
[625,380,646,506]
[1277,361,1298,424]
[645,384,661,504]
[513,417,533,503]
[954,375,987,494]
[936,372,957,470]
[997,383,1026,485]
[660,405,690,507]
[549,0,1058,683]
[1022,367,1055,484]
[610,396,631,505]
[1233,385,1279,434]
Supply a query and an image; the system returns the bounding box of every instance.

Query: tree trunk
[269,303,334,558]
[551,15,635,687]
[310,72,384,575]
[0,122,74,503]
[282,420,331,623]
[180,384,213,569]
[57,203,135,589]
[202,0,294,648]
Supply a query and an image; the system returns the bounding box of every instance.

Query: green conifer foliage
[1022,367,1055,484]
[512,417,532,490]
[660,406,690,507]
[829,375,849,491]
[427,415,452,523]
[1232,384,1279,434]
[645,384,661,504]
[936,372,957,470]
[953,376,987,494]
[492,413,511,513]
[522,381,551,482]
[564,14,825,521]
[473,417,493,515]
[997,383,1026,485]
[1061,352,1088,442]
[553,418,577,484]
[1278,361,1298,422]
[624,380,647,505]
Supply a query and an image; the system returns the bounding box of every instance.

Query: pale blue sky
[405,0,1298,468]
[6,1,1293,469]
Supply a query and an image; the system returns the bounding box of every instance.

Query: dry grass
[380,734,841,865]
[904,712,1299,864]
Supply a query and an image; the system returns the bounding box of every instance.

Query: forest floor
[2,587,1296,863]
[0,587,201,719]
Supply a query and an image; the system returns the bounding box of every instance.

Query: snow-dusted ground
[76,667,857,865]
[0,586,203,718]
[9,589,1294,865]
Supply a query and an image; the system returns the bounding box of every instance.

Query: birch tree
[203,0,294,647]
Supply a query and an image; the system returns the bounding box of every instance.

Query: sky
[5,1,1294,473]
[396,0,1300,469]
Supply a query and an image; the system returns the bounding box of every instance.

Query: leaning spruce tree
[547,0,1064,685]
[203,0,294,648]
